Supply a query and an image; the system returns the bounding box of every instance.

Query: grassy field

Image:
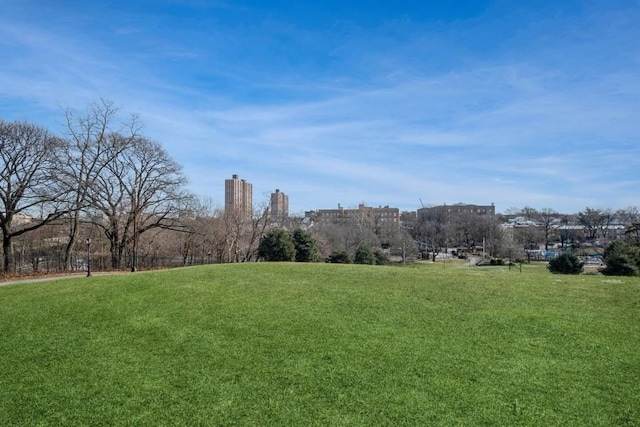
[0,262,639,426]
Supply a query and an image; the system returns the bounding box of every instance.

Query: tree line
[411,205,640,259]
[2,100,640,276]
[1,100,191,274]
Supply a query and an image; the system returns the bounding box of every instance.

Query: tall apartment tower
[270,189,289,221]
[225,174,253,216]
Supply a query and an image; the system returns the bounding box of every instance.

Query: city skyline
[1,1,639,214]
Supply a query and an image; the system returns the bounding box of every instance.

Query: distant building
[270,189,289,221]
[225,174,253,216]
[418,203,495,218]
[13,213,33,225]
[307,203,400,227]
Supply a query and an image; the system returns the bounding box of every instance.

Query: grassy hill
[1,262,639,426]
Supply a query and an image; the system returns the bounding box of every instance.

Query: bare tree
[314,218,378,259]
[89,135,193,269]
[412,209,448,261]
[57,99,139,270]
[172,198,219,266]
[616,206,640,247]
[213,200,273,263]
[558,214,579,250]
[386,227,417,263]
[616,206,640,227]
[221,208,246,263]
[579,207,613,243]
[624,222,640,246]
[478,214,503,258]
[240,206,271,262]
[537,208,559,250]
[449,212,480,252]
[0,120,68,273]
[521,206,538,221]
[512,224,543,254]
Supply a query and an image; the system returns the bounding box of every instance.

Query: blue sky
[1,0,639,214]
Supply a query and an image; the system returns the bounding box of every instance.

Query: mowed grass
[1,262,639,426]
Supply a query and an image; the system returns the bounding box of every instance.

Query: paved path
[0,271,128,287]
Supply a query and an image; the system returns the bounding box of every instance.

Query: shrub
[601,241,640,276]
[327,250,350,264]
[548,253,584,274]
[354,245,375,265]
[601,256,638,276]
[373,249,390,265]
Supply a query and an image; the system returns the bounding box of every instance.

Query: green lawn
[1,262,639,426]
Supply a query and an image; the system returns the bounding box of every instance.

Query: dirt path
[0,271,130,287]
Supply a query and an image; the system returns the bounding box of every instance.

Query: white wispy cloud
[0,1,638,214]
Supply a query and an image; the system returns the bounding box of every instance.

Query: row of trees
[1,100,192,274]
[3,100,640,276]
[503,206,639,247]
[3,99,412,274]
[257,228,317,262]
[256,228,391,265]
[408,205,640,263]
[411,210,502,260]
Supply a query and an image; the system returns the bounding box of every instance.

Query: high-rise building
[270,189,289,221]
[225,174,253,216]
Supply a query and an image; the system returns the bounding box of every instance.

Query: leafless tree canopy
[56,99,139,270]
[88,135,192,269]
[0,120,67,273]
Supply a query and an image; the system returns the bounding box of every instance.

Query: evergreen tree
[548,253,584,274]
[292,228,317,262]
[354,245,375,265]
[327,250,350,264]
[257,228,296,261]
[601,240,640,276]
[373,249,390,265]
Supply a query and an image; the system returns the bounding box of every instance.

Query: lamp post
[131,204,137,272]
[86,238,92,277]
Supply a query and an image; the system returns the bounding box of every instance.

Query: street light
[86,238,92,277]
[131,204,137,272]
